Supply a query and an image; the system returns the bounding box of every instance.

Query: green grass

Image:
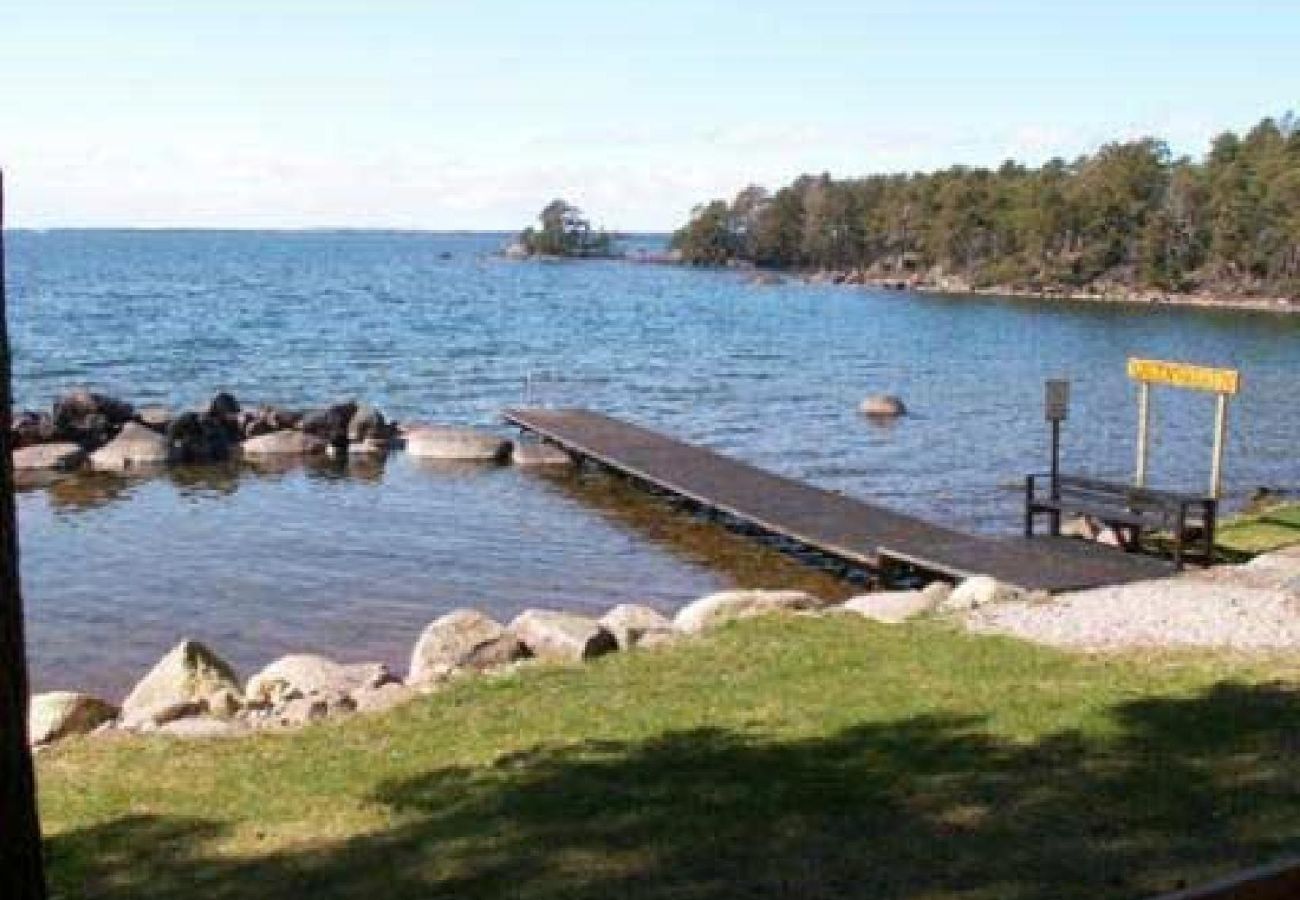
[38,617,1300,900]
[1216,501,1300,557]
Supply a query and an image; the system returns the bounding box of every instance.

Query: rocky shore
[10,389,571,475]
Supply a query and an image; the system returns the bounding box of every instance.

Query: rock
[512,442,574,467]
[598,603,675,650]
[137,406,173,430]
[673,589,825,632]
[509,609,618,662]
[123,699,208,729]
[404,426,511,462]
[245,654,395,705]
[206,688,244,720]
[920,581,954,605]
[1059,515,1101,540]
[166,412,235,463]
[241,429,329,456]
[301,402,358,446]
[29,692,118,745]
[347,404,388,442]
[942,575,1021,612]
[348,437,390,457]
[90,421,173,470]
[12,442,85,471]
[275,694,355,727]
[120,639,242,723]
[12,410,56,446]
[748,272,785,286]
[859,395,907,418]
[243,406,301,438]
[158,716,243,739]
[408,609,526,684]
[208,392,241,419]
[54,390,134,429]
[634,628,682,650]
[840,590,936,624]
[504,241,529,259]
[351,681,416,714]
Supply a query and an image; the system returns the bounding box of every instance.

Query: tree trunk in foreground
[0,169,48,897]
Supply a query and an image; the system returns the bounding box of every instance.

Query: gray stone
[509,609,618,662]
[245,654,394,705]
[347,437,390,456]
[29,691,118,746]
[120,639,242,723]
[241,429,329,456]
[12,442,85,471]
[673,589,826,632]
[137,406,173,430]
[347,404,388,442]
[859,395,907,417]
[921,581,954,605]
[404,425,510,462]
[511,442,574,467]
[599,603,675,649]
[90,421,172,470]
[840,590,936,624]
[408,609,525,684]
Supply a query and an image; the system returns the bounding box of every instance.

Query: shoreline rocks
[408,609,526,685]
[859,395,907,418]
[509,609,618,662]
[404,425,511,462]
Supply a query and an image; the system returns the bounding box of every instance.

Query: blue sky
[1,0,1295,229]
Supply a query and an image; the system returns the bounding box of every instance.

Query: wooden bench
[1025,473,1217,568]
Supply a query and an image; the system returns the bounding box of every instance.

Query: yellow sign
[1127,358,1240,395]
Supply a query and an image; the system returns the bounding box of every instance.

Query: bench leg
[1173,509,1187,570]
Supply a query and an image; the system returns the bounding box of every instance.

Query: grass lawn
[37,616,1300,900]
[1216,501,1300,557]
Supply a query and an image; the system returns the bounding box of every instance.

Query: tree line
[671,115,1300,297]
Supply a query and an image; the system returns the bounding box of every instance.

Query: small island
[506,199,616,259]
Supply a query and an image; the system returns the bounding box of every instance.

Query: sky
[1,0,1296,230]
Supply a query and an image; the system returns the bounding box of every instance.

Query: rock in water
[90,421,172,470]
[241,429,329,456]
[509,609,617,662]
[404,425,511,462]
[120,639,242,724]
[245,654,395,705]
[12,442,85,471]
[859,395,907,418]
[511,442,574,467]
[673,589,825,632]
[29,692,118,745]
[408,609,525,684]
[840,590,936,624]
[598,603,675,649]
[347,404,388,442]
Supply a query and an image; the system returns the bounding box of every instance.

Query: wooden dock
[503,407,1175,593]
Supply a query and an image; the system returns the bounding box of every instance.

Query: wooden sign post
[1126,358,1241,499]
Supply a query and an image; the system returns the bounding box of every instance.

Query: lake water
[8,230,1300,695]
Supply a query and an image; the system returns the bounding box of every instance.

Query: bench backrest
[1054,474,1196,514]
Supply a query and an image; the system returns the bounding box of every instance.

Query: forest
[671,115,1300,297]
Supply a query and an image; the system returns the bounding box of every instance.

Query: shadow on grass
[46,682,1300,900]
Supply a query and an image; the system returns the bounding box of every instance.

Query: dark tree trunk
[0,170,48,897]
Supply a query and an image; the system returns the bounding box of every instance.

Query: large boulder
[54,390,134,428]
[408,609,525,684]
[405,426,511,462]
[245,654,395,705]
[859,395,907,418]
[301,402,358,446]
[29,691,118,746]
[941,575,1021,612]
[509,609,617,662]
[208,392,241,419]
[674,589,825,632]
[166,412,235,463]
[12,442,85,471]
[840,590,936,624]
[90,421,172,470]
[347,404,389,442]
[241,429,328,456]
[120,639,242,725]
[12,410,56,447]
[598,603,675,649]
[136,406,174,431]
[512,442,574,467]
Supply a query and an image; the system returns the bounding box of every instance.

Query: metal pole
[0,170,50,897]
[1210,393,1229,499]
[1135,381,1151,487]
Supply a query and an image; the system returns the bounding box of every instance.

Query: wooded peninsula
[671,115,1300,301]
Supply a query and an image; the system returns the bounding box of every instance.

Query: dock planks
[504,408,1175,593]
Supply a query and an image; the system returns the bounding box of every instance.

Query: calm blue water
[8,230,1300,694]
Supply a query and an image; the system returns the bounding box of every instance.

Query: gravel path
[966,545,1300,652]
